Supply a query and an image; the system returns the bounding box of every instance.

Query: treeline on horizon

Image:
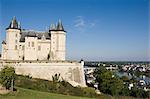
[84,61,149,66]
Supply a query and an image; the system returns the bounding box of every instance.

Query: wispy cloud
[73,16,98,33]
[74,16,85,27]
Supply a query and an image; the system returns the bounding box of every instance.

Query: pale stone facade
[1,17,66,61]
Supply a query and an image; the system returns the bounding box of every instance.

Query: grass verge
[0,87,93,99]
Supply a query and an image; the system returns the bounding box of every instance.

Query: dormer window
[42,34,45,40]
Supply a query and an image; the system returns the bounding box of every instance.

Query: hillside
[0,87,93,99]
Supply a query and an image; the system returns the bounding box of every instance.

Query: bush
[129,87,149,98]
[15,75,97,98]
[82,87,97,97]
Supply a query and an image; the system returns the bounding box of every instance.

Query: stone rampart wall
[0,61,86,87]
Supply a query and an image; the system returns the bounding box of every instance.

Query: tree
[121,85,130,96]
[109,78,124,95]
[94,67,124,96]
[0,66,16,90]
[130,87,149,98]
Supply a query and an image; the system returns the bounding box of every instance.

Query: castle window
[15,45,17,50]
[32,42,34,47]
[15,40,17,43]
[28,42,30,47]
[20,45,21,49]
[16,34,17,37]
[22,45,25,50]
[38,46,41,51]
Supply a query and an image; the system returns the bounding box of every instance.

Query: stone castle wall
[0,61,86,87]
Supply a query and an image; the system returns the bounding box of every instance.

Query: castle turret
[6,16,21,60]
[50,20,66,60]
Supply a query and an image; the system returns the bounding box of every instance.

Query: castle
[1,17,66,61]
[0,17,86,87]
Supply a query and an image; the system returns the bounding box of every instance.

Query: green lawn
[0,87,137,99]
[0,87,93,99]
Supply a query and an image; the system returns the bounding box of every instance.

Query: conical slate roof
[7,16,20,29]
[57,19,64,31]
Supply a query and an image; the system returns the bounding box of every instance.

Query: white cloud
[73,16,98,33]
[74,16,85,27]
[74,16,97,28]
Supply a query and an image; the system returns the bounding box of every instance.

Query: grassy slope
[0,87,93,99]
[0,87,137,99]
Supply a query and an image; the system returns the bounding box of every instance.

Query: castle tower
[6,16,21,60]
[49,20,66,60]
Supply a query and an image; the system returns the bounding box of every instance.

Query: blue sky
[0,0,149,61]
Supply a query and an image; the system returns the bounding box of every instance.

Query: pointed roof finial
[18,21,21,29]
[58,19,61,23]
[7,16,19,30]
[42,34,45,40]
[57,19,64,31]
[13,16,16,20]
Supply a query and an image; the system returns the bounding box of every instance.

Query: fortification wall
[0,61,86,87]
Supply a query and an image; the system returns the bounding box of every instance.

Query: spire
[42,34,45,40]
[7,16,19,29]
[18,21,21,29]
[50,23,56,30]
[57,19,64,31]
